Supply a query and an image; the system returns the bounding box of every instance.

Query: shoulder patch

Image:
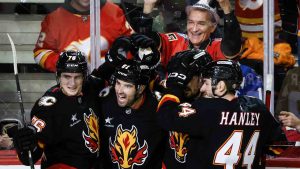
[177,33,188,39]
[38,96,56,106]
[166,33,178,41]
[99,86,112,98]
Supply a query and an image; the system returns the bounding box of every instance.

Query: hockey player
[166,50,213,100]
[9,51,104,169]
[142,0,242,68]
[100,60,166,169]
[162,50,212,169]
[157,60,284,169]
[34,0,133,72]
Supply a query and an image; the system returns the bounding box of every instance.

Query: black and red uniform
[157,93,283,169]
[18,80,102,169]
[100,88,166,169]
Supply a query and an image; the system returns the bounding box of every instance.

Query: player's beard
[184,87,200,100]
[201,91,213,98]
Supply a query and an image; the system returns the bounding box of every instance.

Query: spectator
[0,134,13,150]
[157,60,284,168]
[34,0,133,72]
[8,51,104,168]
[279,111,300,133]
[142,0,242,68]
[235,0,281,39]
[0,120,21,150]
[276,67,300,141]
[275,66,299,117]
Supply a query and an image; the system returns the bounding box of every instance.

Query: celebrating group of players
[6,0,288,169]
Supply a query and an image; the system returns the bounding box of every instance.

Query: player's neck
[222,93,236,101]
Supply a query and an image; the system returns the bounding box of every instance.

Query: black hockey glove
[105,36,134,66]
[7,125,37,153]
[192,49,213,72]
[131,33,160,70]
[166,50,200,88]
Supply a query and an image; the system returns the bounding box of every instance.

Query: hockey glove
[105,36,134,66]
[131,33,160,70]
[192,49,213,72]
[166,50,199,88]
[8,125,37,152]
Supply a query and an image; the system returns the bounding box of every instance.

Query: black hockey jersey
[157,94,282,169]
[100,88,166,169]
[162,130,190,169]
[29,82,101,169]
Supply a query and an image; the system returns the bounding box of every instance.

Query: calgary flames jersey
[235,0,281,38]
[162,130,190,169]
[29,83,101,169]
[33,2,133,72]
[100,88,166,169]
[158,33,226,68]
[157,94,283,169]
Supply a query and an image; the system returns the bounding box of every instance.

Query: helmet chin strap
[133,85,143,102]
[56,73,61,85]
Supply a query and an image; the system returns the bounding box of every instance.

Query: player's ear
[216,81,227,95]
[137,85,146,95]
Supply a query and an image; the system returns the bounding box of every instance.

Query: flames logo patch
[169,131,190,163]
[82,108,99,153]
[109,124,148,169]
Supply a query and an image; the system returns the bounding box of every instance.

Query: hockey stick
[7,33,35,169]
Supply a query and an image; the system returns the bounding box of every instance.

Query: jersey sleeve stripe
[157,94,180,111]
[34,49,53,68]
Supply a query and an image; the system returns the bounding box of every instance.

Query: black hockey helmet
[56,50,88,77]
[202,60,243,91]
[113,60,150,86]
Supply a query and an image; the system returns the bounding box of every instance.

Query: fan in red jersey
[34,0,133,72]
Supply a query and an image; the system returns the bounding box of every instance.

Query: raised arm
[218,0,242,59]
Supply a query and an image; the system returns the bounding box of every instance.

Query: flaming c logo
[109,125,148,169]
[169,131,190,163]
[82,108,99,153]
